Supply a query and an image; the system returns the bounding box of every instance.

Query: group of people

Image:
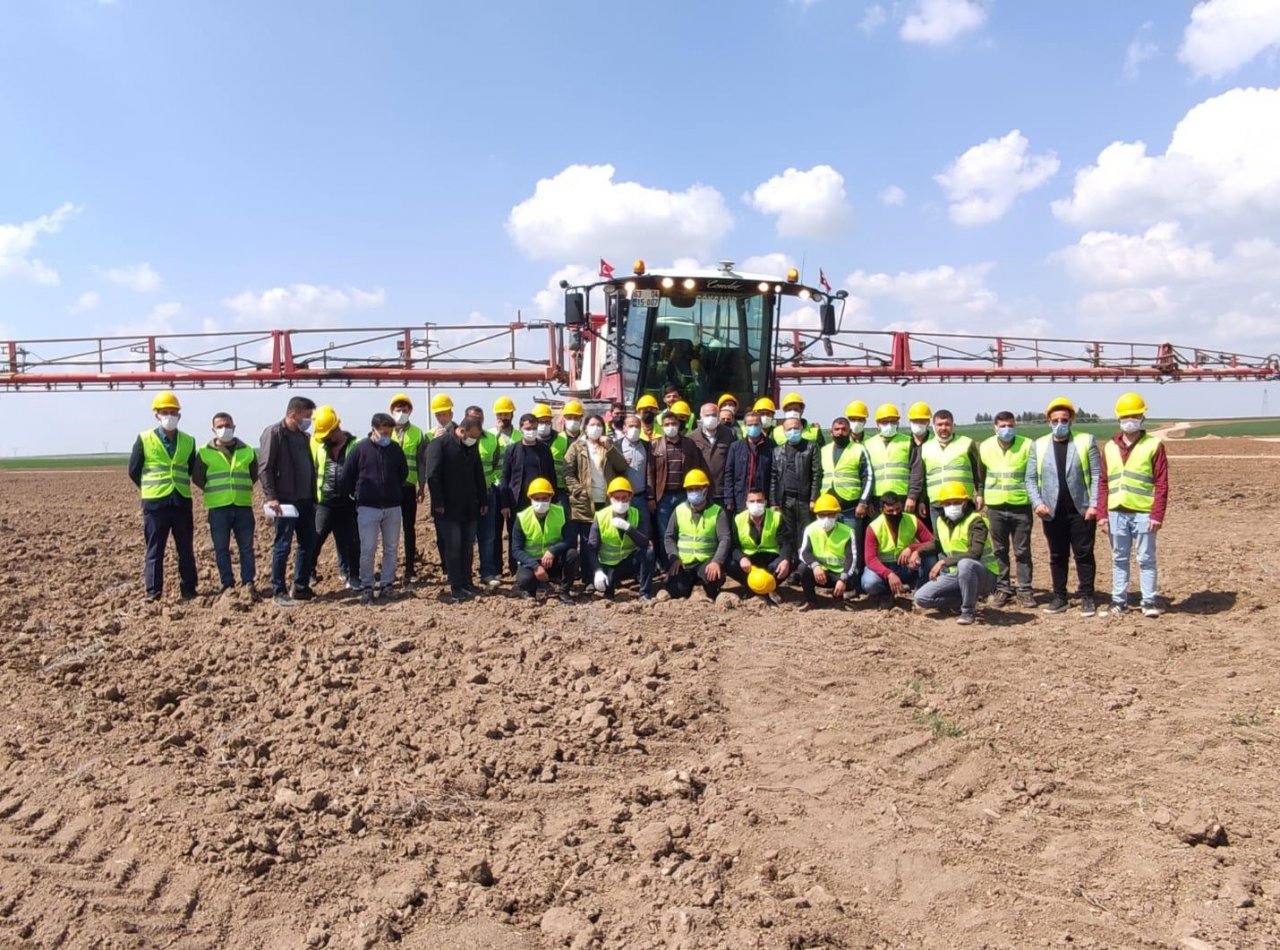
[129,387,1168,622]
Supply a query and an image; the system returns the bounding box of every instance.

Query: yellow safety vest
[865,434,912,498]
[773,420,823,446]
[936,511,999,575]
[477,429,502,488]
[197,444,255,508]
[804,521,853,572]
[921,436,975,497]
[549,433,569,489]
[675,502,722,565]
[1035,432,1094,495]
[392,424,424,486]
[979,435,1031,506]
[491,429,513,487]
[517,504,567,558]
[139,429,195,500]
[594,505,640,566]
[869,512,919,561]
[1104,435,1160,513]
[734,509,781,556]
[820,442,866,503]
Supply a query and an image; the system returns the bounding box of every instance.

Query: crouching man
[861,491,935,608]
[912,482,999,625]
[511,477,577,604]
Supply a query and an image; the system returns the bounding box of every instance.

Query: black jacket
[258,420,316,504]
[770,440,821,504]
[425,432,487,520]
[500,439,556,511]
[338,436,408,509]
[722,435,774,513]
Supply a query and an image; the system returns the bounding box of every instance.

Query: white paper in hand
[263,503,300,519]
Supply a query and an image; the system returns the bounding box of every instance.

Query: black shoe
[878,594,895,610]
[1080,595,1097,618]
[1043,594,1068,614]
[360,589,374,605]
[1016,591,1037,608]
[180,590,198,601]
[144,591,161,603]
[272,593,296,608]
[556,591,576,606]
[291,586,315,601]
[990,590,1012,608]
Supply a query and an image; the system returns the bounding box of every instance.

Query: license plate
[631,289,660,308]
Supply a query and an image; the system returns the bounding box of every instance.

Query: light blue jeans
[358,506,402,589]
[1108,511,1158,607]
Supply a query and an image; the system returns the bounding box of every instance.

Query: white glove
[611,517,632,532]
[593,570,608,592]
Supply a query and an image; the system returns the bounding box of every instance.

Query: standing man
[511,477,577,603]
[754,397,778,440]
[490,396,517,577]
[618,413,651,514]
[339,413,408,604]
[845,400,870,444]
[820,416,873,588]
[664,470,730,599]
[647,409,706,570]
[797,494,855,611]
[533,402,571,502]
[921,409,983,514]
[259,396,317,607]
[309,406,360,590]
[636,394,661,441]
[980,410,1036,608]
[907,401,933,520]
[723,409,773,514]
[429,393,456,437]
[389,393,427,585]
[770,416,821,578]
[426,414,488,603]
[193,410,257,592]
[913,482,999,625]
[662,383,684,411]
[1026,397,1102,617]
[691,402,733,505]
[772,393,825,447]
[501,412,556,517]
[717,394,740,438]
[466,405,506,590]
[866,404,924,510]
[129,391,198,602]
[1099,392,1169,618]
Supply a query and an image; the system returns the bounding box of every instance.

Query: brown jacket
[647,434,707,504]
[563,436,629,522]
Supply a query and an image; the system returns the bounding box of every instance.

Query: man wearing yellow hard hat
[308,406,360,593]
[920,408,984,522]
[716,394,740,440]
[129,391,200,602]
[510,477,577,604]
[753,396,778,438]
[797,493,855,610]
[1099,392,1168,619]
[664,469,730,599]
[389,393,427,584]
[866,403,924,511]
[771,393,825,448]
[636,394,661,441]
[586,476,655,600]
[429,392,455,437]
[192,409,259,593]
[980,410,1036,610]
[727,486,792,599]
[912,482,999,625]
[490,396,518,576]
[1026,396,1102,617]
[820,414,874,590]
[844,400,870,444]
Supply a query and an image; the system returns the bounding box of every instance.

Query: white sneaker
[1141,604,1161,618]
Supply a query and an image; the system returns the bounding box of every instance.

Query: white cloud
[935,130,1059,226]
[1054,222,1220,288]
[1052,86,1280,229]
[1077,287,1173,326]
[844,262,998,322]
[737,252,798,276]
[900,0,987,45]
[745,165,854,239]
[1124,22,1159,79]
[112,301,183,337]
[223,283,386,324]
[0,203,78,286]
[507,164,733,263]
[67,291,100,314]
[97,261,162,293]
[859,4,887,32]
[1179,0,1280,79]
[880,185,907,206]
[532,263,600,317]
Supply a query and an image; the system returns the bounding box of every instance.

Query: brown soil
[1,440,1277,949]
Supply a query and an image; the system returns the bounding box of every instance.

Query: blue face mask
[997,426,1016,443]
[376,435,391,447]
[746,424,762,438]
[1051,422,1070,438]
[686,490,706,506]
[785,428,803,444]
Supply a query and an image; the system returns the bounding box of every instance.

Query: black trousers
[667,560,723,599]
[437,516,477,594]
[988,505,1033,594]
[514,549,580,594]
[312,503,360,583]
[400,484,419,578]
[777,496,812,583]
[1042,506,1096,595]
[143,504,197,597]
[801,567,844,600]
[725,552,786,586]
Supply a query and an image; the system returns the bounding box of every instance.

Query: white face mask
[686,490,706,507]
[157,413,179,432]
[910,422,929,438]
[784,409,802,421]
[565,418,582,434]
[521,429,537,443]
[625,426,640,442]
[610,498,630,515]
[537,423,552,437]
[462,436,478,447]
[531,499,551,515]
[746,501,766,518]
[214,426,235,442]
[392,410,411,426]
[299,417,314,435]
[879,423,898,437]
[943,503,965,521]
[663,424,680,438]
[760,414,775,428]
[1119,419,1143,434]
[701,416,719,431]
[586,424,603,441]
[817,516,837,531]
[850,420,865,434]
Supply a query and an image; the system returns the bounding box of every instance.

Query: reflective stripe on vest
[869,512,919,562]
[1035,432,1094,495]
[197,444,255,508]
[820,442,866,502]
[865,434,912,497]
[549,433,569,489]
[936,511,999,575]
[733,509,781,556]
[805,521,853,572]
[139,430,194,500]
[517,504,566,559]
[921,436,975,495]
[312,437,356,503]
[675,502,722,564]
[979,434,1031,506]
[1104,435,1159,512]
[594,505,639,566]
[392,424,424,486]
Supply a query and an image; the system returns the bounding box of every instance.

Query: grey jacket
[1025,433,1101,516]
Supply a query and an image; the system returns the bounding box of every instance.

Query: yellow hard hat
[607,476,634,496]
[672,400,692,418]
[1046,396,1075,417]
[845,399,869,420]
[430,393,454,414]
[781,392,805,409]
[936,481,971,504]
[875,402,900,422]
[682,469,711,489]
[151,390,181,412]
[753,397,777,413]
[716,393,738,408]
[526,477,555,498]
[530,403,553,420]
[747,566,777,596]
[312,405,340,440]
[562,399,585,417]
[1115,392,1147,417]
[493,396,516,414]
[636,394,660,412]
[907,401,932,422]
[389,392,413,411]
[813,493,842,515]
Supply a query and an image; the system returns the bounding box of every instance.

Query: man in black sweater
[259,396,317,607]
[426,414,488,602]
[339,413,408,604]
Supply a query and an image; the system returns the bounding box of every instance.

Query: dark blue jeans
[654,490,685,569]
[271,500,317,595]
[477,487,500,579]
[143,504,197,597]
[208,505,256,587]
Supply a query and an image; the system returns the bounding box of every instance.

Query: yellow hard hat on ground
[875,402,900,422]
[672,400,692,418]
[1046,396,1075,417]
[563,399,585,417]
[637,394,660,412]
[531,403,553,421]
[389,392,413,411]
[493,396,516,414]
[813,493,842,515]
[607,476,634,496]
[781,392,805,409]
[717,393,738,408]
[747,566,777,596]
[1115,392,1147,417]
[936,481,970,504]
[527,477,555,498]
[312,405,340,440]
[845,400,869,420]
[907,401,932,421]
[430,393,454,414]
[151,391,181,412]
[682,469,711,489]
[753,397,777,413]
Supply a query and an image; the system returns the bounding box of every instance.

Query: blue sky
[2,0,1280,453]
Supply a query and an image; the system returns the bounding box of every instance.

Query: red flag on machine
[819,269,832,293]
[599,258,615,279]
